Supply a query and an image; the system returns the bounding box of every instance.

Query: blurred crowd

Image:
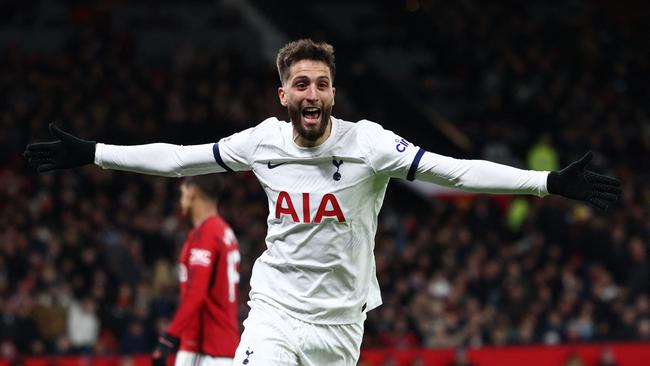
[356,0,650,351]
[0,22,278,357]
[0,0,648,362]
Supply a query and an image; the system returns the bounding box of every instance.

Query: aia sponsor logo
[275,191,345,223]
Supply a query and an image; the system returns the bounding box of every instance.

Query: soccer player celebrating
[152,175,240,366]
[26,39,620,365]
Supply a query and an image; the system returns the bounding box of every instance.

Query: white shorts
[175,350,233,366]
[232,299,364,366]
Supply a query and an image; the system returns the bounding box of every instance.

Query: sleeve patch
[189,248,212,267]
[395,138,410,153]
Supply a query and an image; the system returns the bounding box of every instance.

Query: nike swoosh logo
[267,161,287,169]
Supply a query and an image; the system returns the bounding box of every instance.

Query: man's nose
[305,84,319,100]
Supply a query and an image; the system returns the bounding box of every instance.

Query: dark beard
[288,106,332,142]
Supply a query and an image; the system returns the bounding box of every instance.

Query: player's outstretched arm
[413,148,620,210]
[25,123,223,177]
[24,123,96,172]
[547,151,621,211]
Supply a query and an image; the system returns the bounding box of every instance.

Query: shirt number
[226,251,240,303]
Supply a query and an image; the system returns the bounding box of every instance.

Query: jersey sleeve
[166,226,222,337]
[214,117,280,172]
[213,128,255,172]
[95,143,223,177]
[414,152,549,196]
[95,119,279,176]
[358,120,423,179]
[357,120,548,196]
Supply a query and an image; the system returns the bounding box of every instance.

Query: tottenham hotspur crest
[243,348,254,364]
[332,158,343,181]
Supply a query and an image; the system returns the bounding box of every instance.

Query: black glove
[547,151,621,211]
[152,333,180,366]
[24,123,96,173]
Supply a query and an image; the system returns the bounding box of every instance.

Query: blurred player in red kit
[152,175,240,366]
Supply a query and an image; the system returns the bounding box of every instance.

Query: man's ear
[188,184,200,201]
[278,87,288,107]
[332,86,336,106]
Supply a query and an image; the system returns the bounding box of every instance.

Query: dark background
[0,0,648,360]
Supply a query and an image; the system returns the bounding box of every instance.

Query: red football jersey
[167,215,240,357]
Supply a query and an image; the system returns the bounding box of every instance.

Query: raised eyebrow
[292,76,309,85]
[292,75,331,84]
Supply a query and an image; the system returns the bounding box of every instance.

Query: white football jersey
[215,116,421,324]
[96,115,548,324]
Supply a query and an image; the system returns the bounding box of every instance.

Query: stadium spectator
[66,297,100,354]
[118,321,150,355]
[450,347,476,366]
[598,347,619,366]
[564,352,585,366]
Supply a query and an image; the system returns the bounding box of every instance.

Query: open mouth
[301,107,321,123]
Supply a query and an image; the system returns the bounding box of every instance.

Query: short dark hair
[182,175,223,202]
[276,39,336,85]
